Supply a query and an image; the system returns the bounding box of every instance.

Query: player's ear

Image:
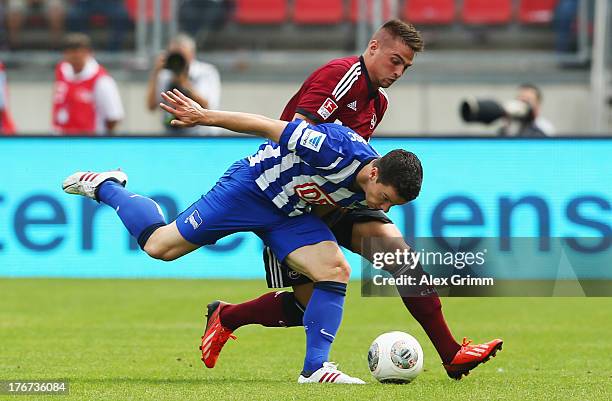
[370,165,378,181]
[368,39,379,54]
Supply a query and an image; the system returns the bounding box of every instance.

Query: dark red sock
[219,291,304,331]
[401,295,461,364]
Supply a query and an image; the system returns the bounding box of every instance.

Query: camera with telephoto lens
[162,52,191,131]
[164,52,188,76]
[460,98,535,124]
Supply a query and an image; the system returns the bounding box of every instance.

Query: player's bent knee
[141,222,198,261]
[143,241,176,261]
[310,259,351,283]
[157,251,179,262]
[142,236,179,261]
[321,252,351,282]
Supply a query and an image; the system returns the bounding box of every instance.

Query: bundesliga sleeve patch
[300,129,327,152]
[317,97,338,120]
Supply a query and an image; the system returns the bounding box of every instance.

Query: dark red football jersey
[280,56,388,141]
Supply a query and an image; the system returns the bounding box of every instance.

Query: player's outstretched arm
[160,89,287,142]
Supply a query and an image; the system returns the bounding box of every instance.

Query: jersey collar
[359,55,378,100]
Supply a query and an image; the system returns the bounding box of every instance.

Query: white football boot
[297,362,365,384]
[62,170,128,200]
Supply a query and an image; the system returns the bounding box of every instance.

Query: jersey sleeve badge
[317,97,339,120]
[300,128,327,152]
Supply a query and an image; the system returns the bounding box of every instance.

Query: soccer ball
[368,331,424,383]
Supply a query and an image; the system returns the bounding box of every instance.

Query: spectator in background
[52,33,124,135]
[500,83,555,137]
[66,0,131,51]
[0,62,16,134]
[6,0,65,50]
[146,33,221,135]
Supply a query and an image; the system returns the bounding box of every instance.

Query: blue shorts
[175,159,336,262]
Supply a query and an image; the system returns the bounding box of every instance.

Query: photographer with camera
[461,84,555,137]
[146,33,221,135]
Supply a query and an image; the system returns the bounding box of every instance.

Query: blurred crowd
[0,1,588,53]
[0,0,231,51]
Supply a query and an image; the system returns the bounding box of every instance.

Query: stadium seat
[518,0,558,24]
[293,0,344,24]
[89,14,110,27]
[349,0,392,23]
[234,0,287,24]
[125,0,171,22]
[402,0,455,25]
[462,0,512,25]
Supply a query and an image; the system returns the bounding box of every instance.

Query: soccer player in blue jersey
[202,20,502,381]
[62,89,423,384]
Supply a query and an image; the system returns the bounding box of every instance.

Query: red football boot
[199,301,236,368]
[444,337,503,380]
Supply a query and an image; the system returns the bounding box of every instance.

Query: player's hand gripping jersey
[281,56,388,141]
[248,119,379,216]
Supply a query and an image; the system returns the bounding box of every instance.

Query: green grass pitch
[1,279,611,400]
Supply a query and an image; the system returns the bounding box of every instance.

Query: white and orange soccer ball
[368,331,424,383]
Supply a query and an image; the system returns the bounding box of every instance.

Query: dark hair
[519,83,542,103]
[380,19,424,52]
[374,149,423,202]
[62,33,92,50]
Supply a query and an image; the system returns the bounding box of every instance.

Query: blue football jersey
[247,119,380,216]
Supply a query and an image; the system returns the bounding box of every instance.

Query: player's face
[368,38,415,88]
[364,168,407,212]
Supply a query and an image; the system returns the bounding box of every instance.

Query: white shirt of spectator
[58,57,124,135]
[535,116,555,136]
[157,59,221,135]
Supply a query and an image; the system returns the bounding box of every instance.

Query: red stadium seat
[125,0,171,22]
[349,0,392,23]
[234,0,287,24]
[518,0,558,24]
[89,14,109,27]
[293,0,344,24]
[462,0,512,25]
[402,0,455,25]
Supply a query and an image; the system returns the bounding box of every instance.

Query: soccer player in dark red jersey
[201,20,502,380]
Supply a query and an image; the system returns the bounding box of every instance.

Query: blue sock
[302,281,347,375]
[97,181,166,248]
